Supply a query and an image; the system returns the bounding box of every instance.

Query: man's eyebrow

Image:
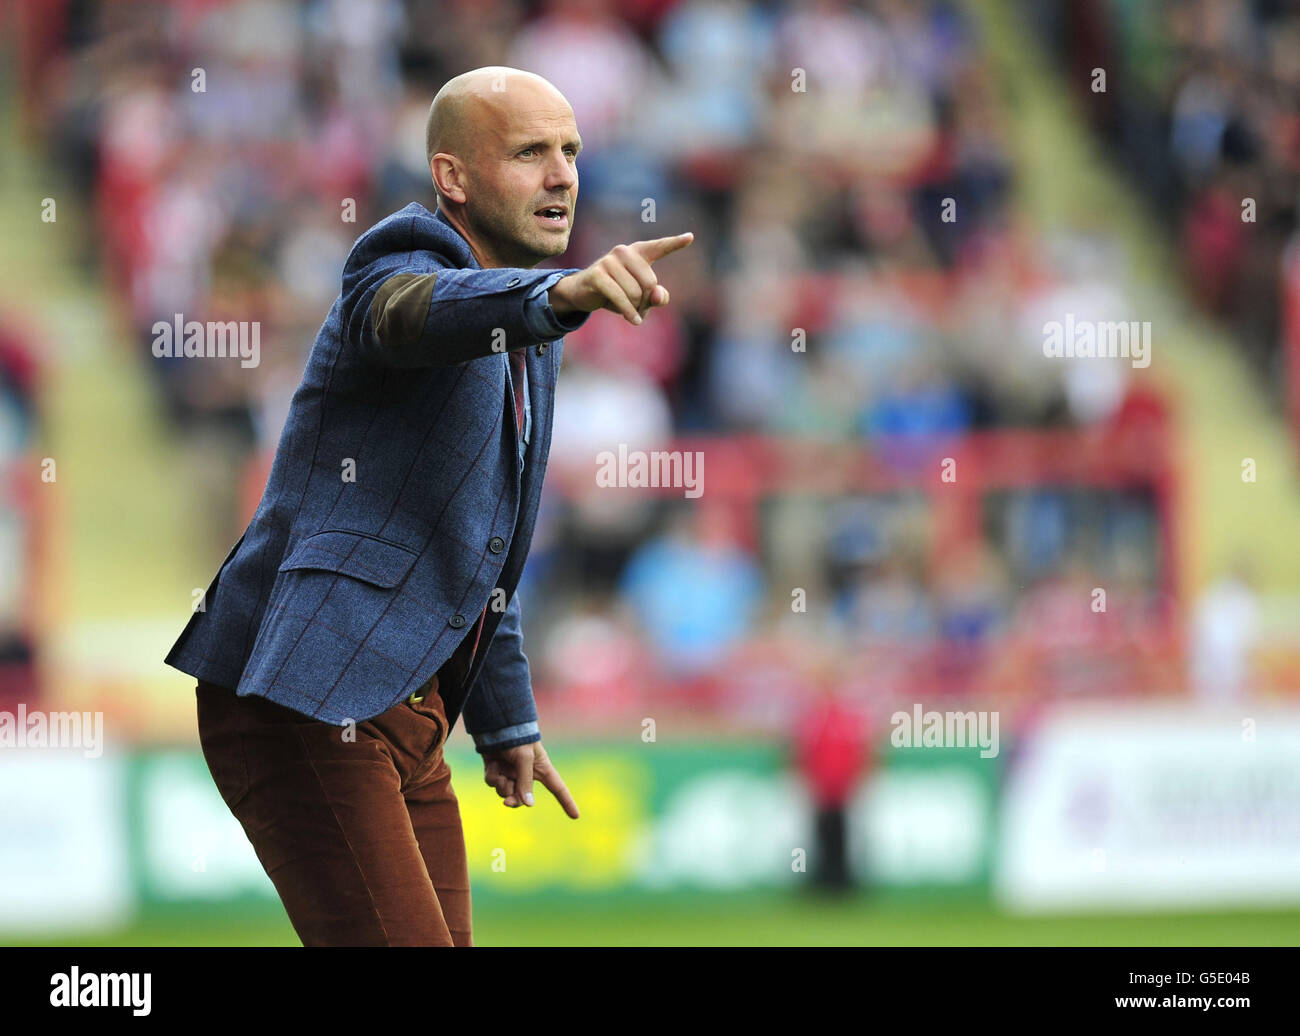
[512,138,583,153]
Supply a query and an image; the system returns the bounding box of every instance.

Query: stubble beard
[473,197,570,269]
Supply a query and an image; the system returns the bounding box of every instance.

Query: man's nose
[544,154,576,191]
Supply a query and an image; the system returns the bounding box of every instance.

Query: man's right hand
[548,232,694,326]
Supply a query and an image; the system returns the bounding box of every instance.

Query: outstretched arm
[349,257,587,368]
[342,223,693,367]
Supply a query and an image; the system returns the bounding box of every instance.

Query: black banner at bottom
[0,946,1292,1021]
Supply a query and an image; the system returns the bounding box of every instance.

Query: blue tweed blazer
[165,202,588,751]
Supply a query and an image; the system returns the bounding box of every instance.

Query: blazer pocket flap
[278,530,418,589]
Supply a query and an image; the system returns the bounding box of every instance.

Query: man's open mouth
[535,205,569,227]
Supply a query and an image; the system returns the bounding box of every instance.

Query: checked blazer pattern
[165,202,589,751]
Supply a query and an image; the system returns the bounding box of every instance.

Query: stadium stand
[18,0,1223,738]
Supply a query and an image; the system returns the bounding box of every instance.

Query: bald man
[166,66,692,946]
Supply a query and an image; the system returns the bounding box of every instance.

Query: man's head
[426,67,580,269]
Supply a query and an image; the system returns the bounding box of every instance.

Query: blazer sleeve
[339,215,585,368]
[461,589,543,753]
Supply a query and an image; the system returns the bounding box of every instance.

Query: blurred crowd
[0,323,39,708]
[1037,0,1300,392]
[19,0,1192,727]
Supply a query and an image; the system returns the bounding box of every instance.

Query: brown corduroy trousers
[195,675,472,946]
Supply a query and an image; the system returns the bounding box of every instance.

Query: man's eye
[518,148,535,157]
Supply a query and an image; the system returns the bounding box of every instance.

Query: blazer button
[488,536,505,554]
[506,277,520,287]
[449,614,466,629]
[536,342,549,355]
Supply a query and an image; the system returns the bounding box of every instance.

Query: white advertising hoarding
[0,750,132,930]
[996,700,1300,912]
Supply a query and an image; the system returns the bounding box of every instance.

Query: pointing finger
[540,765,580,819]
[630,232,694,264]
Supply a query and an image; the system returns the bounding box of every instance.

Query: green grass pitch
[10,893,1300,946]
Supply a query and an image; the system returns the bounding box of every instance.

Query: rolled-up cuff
[472,720,541,754]
[524,272,590,339]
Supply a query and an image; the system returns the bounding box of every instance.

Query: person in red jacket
[793,683,871,892]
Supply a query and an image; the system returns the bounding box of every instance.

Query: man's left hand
[481,741,580,818]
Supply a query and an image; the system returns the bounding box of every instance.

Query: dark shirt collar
[431,203,480,270]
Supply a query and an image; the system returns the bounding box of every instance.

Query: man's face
[462,87,580,268]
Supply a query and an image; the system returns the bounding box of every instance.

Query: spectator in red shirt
[792,683,871,892]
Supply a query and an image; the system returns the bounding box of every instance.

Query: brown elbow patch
[370,272,438,350]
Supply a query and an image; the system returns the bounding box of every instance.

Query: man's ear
[430,154,467,205]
